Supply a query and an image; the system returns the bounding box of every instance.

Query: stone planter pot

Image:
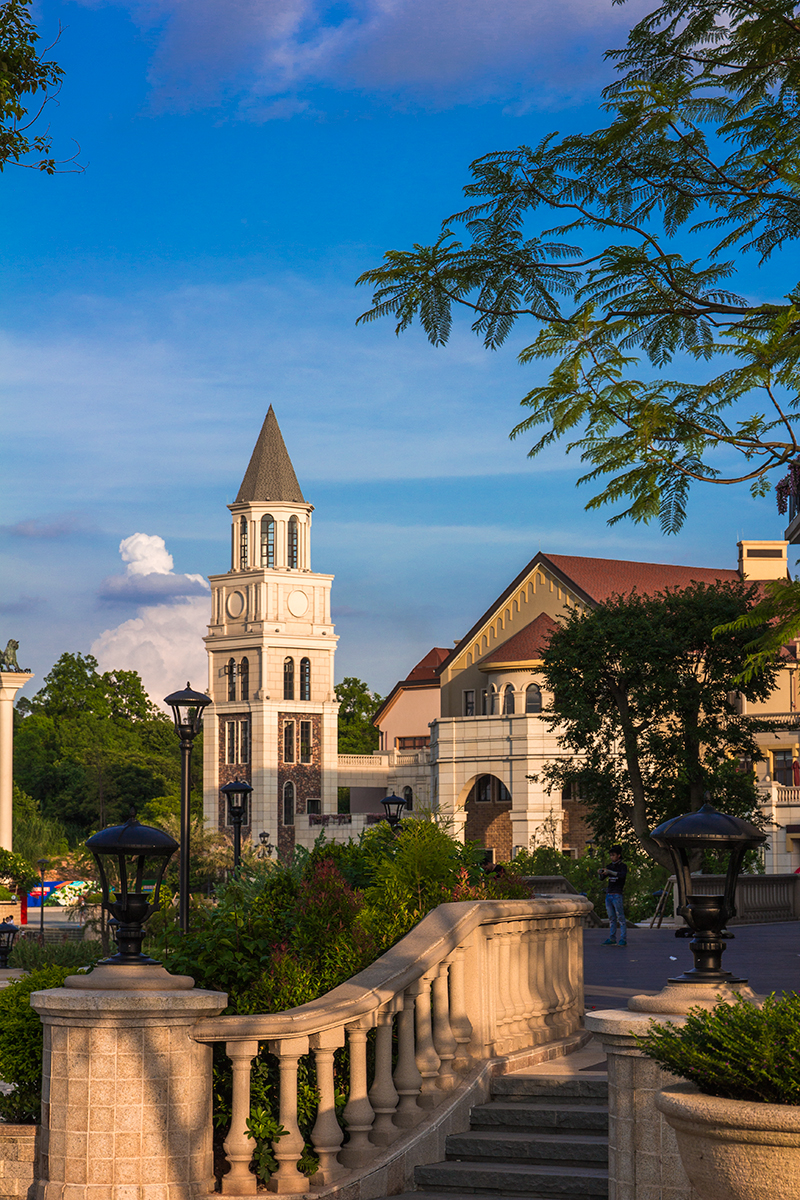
[657,1082,800,1200]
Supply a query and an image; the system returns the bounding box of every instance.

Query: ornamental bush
[0,966,79,1123]
[636,993,800,1105]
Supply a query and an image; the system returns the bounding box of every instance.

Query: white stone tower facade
[202,408,340,858]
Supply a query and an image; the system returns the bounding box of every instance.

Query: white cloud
[91,0,651,114]
[99,533,211,602]
[91,596,210,709]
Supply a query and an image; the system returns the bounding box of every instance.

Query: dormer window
[261,515,275,568]
[239,516,248,569]
[288,515,298,568]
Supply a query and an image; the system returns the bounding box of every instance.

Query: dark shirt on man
[604,861,627,893]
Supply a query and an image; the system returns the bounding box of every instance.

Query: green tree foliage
[0,0,67,172]
[13,652,189,835]
[357,0,800,536]
[335,677,383,753]
[538,581,777,869]
[12,783,69,864]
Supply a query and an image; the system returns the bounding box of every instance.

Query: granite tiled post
[586,1010,700,1200]
[31,971,227,1200]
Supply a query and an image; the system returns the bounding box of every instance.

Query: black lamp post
[0,917,19,968]
[36,858,48,943]
[650,801,766,985]
[220,779,253,870]
[86,814,178,965]
[381,793,407,831]
[164,683,211,935]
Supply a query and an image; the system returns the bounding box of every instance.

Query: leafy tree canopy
[538,581,777,869]
[335,676,384,754]
[13,653,188,835]
[357,0,800,535]
[0,0,69,173]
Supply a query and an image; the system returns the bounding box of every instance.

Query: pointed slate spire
[236,407,305,504]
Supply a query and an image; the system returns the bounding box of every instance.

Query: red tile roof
[482,613,559,664]
[544,554,739,605]
[406,647,450,681]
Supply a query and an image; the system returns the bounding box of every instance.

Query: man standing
[600,845,627,946]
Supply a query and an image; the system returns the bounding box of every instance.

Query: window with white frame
[226,720,250,764]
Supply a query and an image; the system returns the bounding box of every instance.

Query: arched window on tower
[525,684,542,714]
[284,656,294,700]
[300,657,311,701]
[240,657,249,702]
[503,684,515,714]
[403,785,414,812]
[288,515,298,568]
[283,781,295,826]
[489,685,499,715]
[260,515,275,568]
[227,658,236,702]
[239,516,248,569]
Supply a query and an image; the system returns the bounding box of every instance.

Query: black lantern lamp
[220,779,253,870]
[650,802,766,985]
[0,917,19,968]
[164,683,211,935]
[86,814,179,965]
[381,793,407,831]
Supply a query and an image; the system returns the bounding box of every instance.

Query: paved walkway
[583,921,800,1010]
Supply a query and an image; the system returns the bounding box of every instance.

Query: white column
[0,671,33,852]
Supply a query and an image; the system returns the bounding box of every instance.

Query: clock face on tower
[287,590,309,617]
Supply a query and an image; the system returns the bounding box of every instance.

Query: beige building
[202,412,800,871]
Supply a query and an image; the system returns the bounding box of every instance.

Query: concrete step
[445,1129,608,1166]
[470,1101,608,1135]
[491,1076,608,1104]
[414,1160,608,1197]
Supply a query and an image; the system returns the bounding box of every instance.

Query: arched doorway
[463,773,512,864]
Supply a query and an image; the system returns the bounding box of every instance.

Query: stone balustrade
[191,897,590,1196]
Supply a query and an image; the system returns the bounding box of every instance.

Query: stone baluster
[527,926,549,1043]
[309,1026,346,1185]
[542,920,560,1028]
[431,962,458,1091]
[223,1039,260,1194]
[414,972,442,1108]
[369,1000,401,1146]
[266,1035,310,1194]
[516,923,533,1030]
[447,946,473,1073]
[507,922,527,1040]
[338,1017,377,1168]
[393,985,423,1128]
[496,928,514,1045]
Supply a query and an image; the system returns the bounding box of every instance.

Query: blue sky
[1,0,790,704]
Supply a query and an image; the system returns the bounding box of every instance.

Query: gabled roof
[406,647,450,681]
[544,554,739,606]
[481,613,558,666]
[437,550,741,675]
[236,407,305,504]
[372,647,448,726]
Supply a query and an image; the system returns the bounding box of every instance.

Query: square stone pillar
[586,1010,701,1200]
[31,981,227,1200]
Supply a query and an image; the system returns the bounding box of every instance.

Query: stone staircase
[395,1073,609,1200]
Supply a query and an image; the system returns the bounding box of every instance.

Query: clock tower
[203,408,339,858]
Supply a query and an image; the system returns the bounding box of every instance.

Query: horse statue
[0,640,22,672]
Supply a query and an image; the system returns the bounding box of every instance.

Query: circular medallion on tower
[226,590,246,619]
[287,589,309,617]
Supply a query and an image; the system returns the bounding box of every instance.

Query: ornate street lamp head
[651,801,766,985]
[220,779,253,826]
[381,794,407,830]
[0,917,19,969]
[86,814,178,966]
[163,683,211,742]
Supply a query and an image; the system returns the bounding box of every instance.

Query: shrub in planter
[636,992,800,1105]
[638,994,800,1200]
